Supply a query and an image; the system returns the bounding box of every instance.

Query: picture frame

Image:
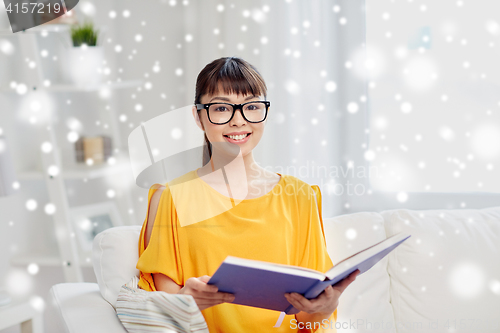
[70,202,123,259]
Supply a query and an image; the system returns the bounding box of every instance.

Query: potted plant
[63,20,104,86]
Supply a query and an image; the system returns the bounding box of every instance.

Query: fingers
[186,276,218,293]
[285,292,313,310]
[284,271,360,314]
[332,269,360,294]
[198,275,211,283]
[180,276,238,311]
[184,276,235,305]
[194,292,234,304]
[197,276,216,290]
[191,290,235,302]
[192,290,235,312]
[285,290,330,314]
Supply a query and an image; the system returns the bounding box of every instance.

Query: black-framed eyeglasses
[195,101,270,125]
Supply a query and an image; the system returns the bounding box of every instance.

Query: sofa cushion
[92,226,142,308]
[381,207,500,333]
[50,283,127,333]
[324,212,397,332]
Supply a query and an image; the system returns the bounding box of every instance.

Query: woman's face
[192,89,267,158]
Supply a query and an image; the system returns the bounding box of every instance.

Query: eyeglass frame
[195,101,271,125]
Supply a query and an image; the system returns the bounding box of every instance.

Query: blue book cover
[207,232,411,314]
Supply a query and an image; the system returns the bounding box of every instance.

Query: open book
[207,232,411,314]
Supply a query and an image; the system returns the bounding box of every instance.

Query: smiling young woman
[134,57,358,333]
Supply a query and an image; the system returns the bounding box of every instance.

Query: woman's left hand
[284,269,360,315]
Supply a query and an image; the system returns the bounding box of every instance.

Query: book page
[224,256,327,279]
[326,232,401,273]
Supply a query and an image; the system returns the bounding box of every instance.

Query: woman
[136,57,359,332]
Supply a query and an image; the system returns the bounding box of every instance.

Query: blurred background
[0,0,499,331]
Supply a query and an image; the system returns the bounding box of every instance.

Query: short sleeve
[137,183,184,291]
[296,184,338,333]
[297,184,334,273]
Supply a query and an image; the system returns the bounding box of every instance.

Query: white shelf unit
[17,151,131,180]
[10,252,93,268]
[3,25,141,282]
[0,80,143,93]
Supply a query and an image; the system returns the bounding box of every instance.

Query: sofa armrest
[49,283,127,333]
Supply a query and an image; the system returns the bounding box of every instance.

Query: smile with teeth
[225,133,250,141]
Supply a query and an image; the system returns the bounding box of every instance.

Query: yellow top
[137,168,337,332]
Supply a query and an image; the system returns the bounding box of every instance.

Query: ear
[192,105,205,131]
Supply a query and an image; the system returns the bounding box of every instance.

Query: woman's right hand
[178,275,235,311]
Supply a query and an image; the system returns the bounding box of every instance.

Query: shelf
[4,19,138,283]
[18,152,132,180]
[0,80,142,93]
[10,253,93,268]
[46,80,142,92]
[0,24,70,36]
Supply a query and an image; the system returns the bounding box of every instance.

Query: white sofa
[50,206,500,333]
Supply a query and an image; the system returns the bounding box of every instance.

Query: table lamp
[0,134,18,307]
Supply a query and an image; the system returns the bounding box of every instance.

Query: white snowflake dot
[397,192,408,203]
[171,128,183,139]
[41,142,52,153]
[325,81,337,93]
[26,199,37,211]
[27,263,39,275]
[364,150,376,161]
[67,131,79,143]
[47,165,59,177]
[347,102,359,114]
[345,228,357,240]
[401,102,412,113]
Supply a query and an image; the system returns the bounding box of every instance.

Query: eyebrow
[209,95,258,103]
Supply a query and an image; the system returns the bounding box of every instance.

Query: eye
[214,106,229,112]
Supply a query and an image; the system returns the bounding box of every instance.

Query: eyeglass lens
[208,102,266,123]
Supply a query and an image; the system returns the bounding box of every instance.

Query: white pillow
[324,212,397,332]
[92,226,142,308]
[381,207,500,333]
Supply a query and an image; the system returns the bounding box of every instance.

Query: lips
[223,133,251,138]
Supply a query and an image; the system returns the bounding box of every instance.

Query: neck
[206,148,262,180]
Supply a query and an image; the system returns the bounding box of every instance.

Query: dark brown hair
[194,57,267,166]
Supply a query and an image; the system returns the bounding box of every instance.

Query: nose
[229,107,247,124]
